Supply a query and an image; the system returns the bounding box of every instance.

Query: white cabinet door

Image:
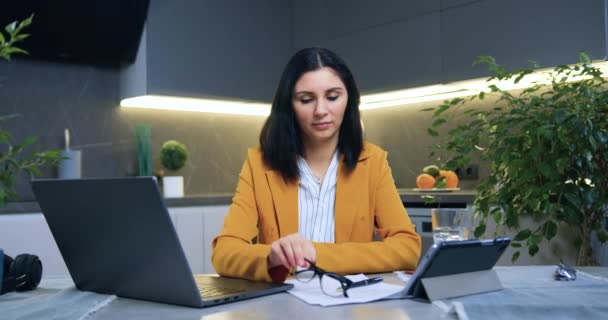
[168,205,230,274]
[0,204,232,277]
[0,213,68,276]
[168,207,205,274]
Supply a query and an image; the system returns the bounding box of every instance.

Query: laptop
[31,177,293,308]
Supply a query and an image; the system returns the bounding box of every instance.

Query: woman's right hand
[268,233,316,270]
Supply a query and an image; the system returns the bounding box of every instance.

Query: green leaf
[514,70,533,84]
[433,104,451,117]
[5,21,17,34]
[25,166,42,177]
[579,51,591,64]
[528,233,542,246]
[539,163,553,178]
[0,31,5,44]
[542,220,558,240]
[488,84,500,92]
[4,47,28,55]
[528,244,539,256]
[0,131,10,143]
[474,223,486,238]
[434,178,447,188]
[19,14,34,29]
[491,207,502,224]
[449,97,464,105]
[431,118,447,128]
[421,195,437,205]
[513,229,532,241]
[511,242,522,248]
[19,135,37,148]
[511,251,521,263]
[15,33,30,41]
[427,128,438,137]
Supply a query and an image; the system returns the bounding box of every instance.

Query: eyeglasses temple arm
[349,277,383,289]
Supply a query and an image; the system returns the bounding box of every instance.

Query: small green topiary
[159,140,189,171]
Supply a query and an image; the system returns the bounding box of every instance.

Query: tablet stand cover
[420,269,503,301]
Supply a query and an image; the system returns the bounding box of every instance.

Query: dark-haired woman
[212,47,421,282]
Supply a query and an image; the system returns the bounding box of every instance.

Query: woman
[212,47,421,283]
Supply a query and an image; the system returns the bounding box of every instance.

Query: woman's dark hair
[259,47,363,182]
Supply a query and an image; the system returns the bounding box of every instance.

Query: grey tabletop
[2,266,608,320]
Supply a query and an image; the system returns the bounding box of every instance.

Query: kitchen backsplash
[1,59,486,201]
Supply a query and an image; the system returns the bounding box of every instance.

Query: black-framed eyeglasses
[292,259,383,298]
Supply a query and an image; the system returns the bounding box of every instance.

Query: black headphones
[1,253,43,295]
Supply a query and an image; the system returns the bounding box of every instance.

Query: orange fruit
[439,170,459,188]
[416,173,436,189]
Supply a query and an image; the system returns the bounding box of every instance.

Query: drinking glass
[431,208,472,244]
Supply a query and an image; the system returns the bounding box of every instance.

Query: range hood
[0,0,150,68]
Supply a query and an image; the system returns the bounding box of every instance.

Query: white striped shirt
[297,151,339,243]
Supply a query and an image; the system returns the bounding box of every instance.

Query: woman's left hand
[268,233,316,270]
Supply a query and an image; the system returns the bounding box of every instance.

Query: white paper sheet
[286,274,405,306]
[394,271,413,283]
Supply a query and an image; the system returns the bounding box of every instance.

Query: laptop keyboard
[194,275,245,298]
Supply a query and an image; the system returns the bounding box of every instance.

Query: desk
[2,266,608,320]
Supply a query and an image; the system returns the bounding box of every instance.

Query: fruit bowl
[412,187,461,192]
[416,165,460,189]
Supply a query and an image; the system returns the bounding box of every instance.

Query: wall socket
[455,164,479,180]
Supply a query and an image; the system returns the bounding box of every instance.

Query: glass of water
[431,208,472,244]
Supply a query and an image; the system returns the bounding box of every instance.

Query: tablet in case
[402,238,511,301]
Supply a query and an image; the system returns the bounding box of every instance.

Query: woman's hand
[268,233,316,270]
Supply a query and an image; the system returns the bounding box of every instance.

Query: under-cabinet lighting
[121,60,608,115]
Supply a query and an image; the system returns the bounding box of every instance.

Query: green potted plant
[159,140,189,198]
[1,14,61,206]
[426,53,608,266]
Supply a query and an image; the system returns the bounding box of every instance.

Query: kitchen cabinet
[441,0,605,82]
[295,0,605,93]
[0,213,68,276]
[0,205,230,276]
[293,0,443,93]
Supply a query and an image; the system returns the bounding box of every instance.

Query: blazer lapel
[265,170,299,237]
[334,148,371,242]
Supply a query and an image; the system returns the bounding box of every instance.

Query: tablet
[402,238,511,300]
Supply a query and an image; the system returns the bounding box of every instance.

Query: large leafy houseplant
[427,53,608,266]
[1,15,61,206]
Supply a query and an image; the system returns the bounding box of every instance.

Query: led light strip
[120,95,271,116]
[121,61,608,115]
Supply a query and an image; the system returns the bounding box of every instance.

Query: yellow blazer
[211,142,421,282]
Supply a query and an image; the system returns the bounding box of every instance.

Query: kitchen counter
[0,194,235,214]
[398,188,476,206]
[0,190,476,214]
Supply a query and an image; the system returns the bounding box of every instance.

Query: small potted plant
[159,140,189,198]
